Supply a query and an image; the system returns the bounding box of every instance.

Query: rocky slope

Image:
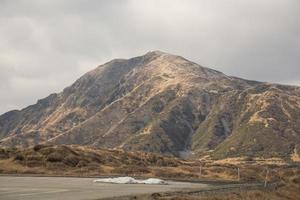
[0,51,299,159]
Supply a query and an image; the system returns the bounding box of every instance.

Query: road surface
[0,176,209,200]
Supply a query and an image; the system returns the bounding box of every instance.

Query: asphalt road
[0,176,209,200]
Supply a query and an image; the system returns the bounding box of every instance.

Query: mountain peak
[144,50,167,56]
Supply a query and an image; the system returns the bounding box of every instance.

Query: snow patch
[93,177,166,185]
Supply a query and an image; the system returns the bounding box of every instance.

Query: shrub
[39,147,55,155]
[291,176,300,184]
[26,160,43,167]
[0,148,9,159]
[14,154,25,161]
[152,101,164,113]
[56,145,79,156]
[27,154,43,161]
[86,152,102,163]
[87,162,101,171]
[243,156,254,162]
[33,144,47,151]
[63,155,80,167]
[76,160,88,167]
[46,152,63,162]
[46,162,66,170]
[156,158,178,167]
[210,167,224,173]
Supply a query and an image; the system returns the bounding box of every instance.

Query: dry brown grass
[0,144,186,177]
[1,144,297,183]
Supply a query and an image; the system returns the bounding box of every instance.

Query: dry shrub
[46,162,66,170]
[14,154,25,161]
[56,145,79,156]
[243,156,255,162]
[180,166,201,174]
[27,154,43,161]
[63,155,80,167]
[22,168,41,174]
[101,154,121,166]
[291,175,300,184]
[156,158,178,167]
[33,144,51,151]
[86,162,101,171]
[146,154,159,164]
[26,160,44,167]
[38,145,78,158]
[281,169,295,178]
[47,152,63,162]
[76,160,88,167]
[0,148,9,159]
[85,152,103,163]
[39,147,55,155]
[209,167,224,174]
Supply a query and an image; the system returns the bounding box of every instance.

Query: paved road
[0,176,209,200]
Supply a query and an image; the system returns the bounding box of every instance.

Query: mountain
[0,51,300,159]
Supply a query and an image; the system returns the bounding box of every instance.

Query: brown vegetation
[0,144,185,177]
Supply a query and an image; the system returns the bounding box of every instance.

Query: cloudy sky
[0,0,299,114]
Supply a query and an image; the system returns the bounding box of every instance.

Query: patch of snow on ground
[93,177,166,185]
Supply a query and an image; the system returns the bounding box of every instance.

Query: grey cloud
[0,0,299,114]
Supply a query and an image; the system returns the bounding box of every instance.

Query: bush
[56,145,79,156]
[27,154,43,161]
[76,160,88,167]
[156,158,178,167]
[0,148,9,159]
[46,162,66,170]
[210,167,224,173]
[85,152,102,163]
[14,154,25,161]
[86,162,101,171]
[243,156,254,162]
[291,176,300,184]
[152,101,164,113]
[63,155,80,167]
[26,160,43,167]
[33,144,47,151]
[39,147,55,155]
[46,152,63,162]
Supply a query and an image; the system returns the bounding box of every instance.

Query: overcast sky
[0,0,299,114]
